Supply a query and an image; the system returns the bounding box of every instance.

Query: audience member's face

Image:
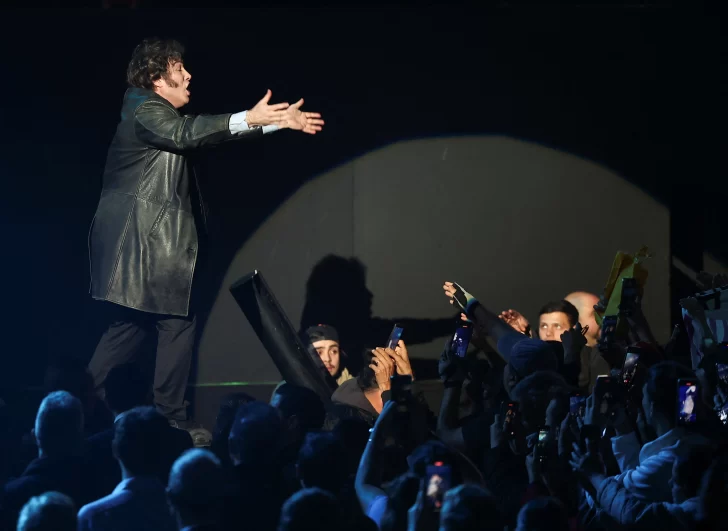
[538,312,571,341]
[313,340,341,376]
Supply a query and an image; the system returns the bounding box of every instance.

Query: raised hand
[369,348,396,391]
[443,281,476,313]
[246,89,290,127]
[569,442,605,478]
[392,340,414,379]
[561,323,587,364]
[280,98,324,134]
[499,309,530,334]
[438,340,467,386]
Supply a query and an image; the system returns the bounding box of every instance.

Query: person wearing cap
[305,324,354,387]
[270,324,353,401]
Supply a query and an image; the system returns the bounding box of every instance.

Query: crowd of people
[1,270,728,531]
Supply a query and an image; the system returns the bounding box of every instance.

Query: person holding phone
[577,362,710,508]
[331,341,414,425]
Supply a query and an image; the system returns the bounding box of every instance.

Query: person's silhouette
[300,255,454,374]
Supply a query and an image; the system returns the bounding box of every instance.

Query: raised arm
[134,89,296,152]
[135,101,249,151]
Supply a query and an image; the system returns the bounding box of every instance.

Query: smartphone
[621,350,640,386]
[716,363,728,393]
[387,324,404,350]
[619,278,640,316]
[425,462,451,512]
[676,379,699,426]
[570,393,586,419]
[451,324,473,357]
[598,315,618,352]
[594,375,619,419]
[535,426,550,462]
[501,401,519,438]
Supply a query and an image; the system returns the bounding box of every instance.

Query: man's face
[154,60,191,109]
[313,339,340,376]
[538,312,572,341]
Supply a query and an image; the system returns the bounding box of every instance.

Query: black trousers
[88,302,196,421]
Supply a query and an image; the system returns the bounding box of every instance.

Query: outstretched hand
[246,89,290,127]
[443,281,476,314]
[499,309,530,335]
[280,98,324,134]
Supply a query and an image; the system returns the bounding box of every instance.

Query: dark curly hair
[126,38,184,89]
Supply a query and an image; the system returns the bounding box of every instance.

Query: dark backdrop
[0,6,722,394]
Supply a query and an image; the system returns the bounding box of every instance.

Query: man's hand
[525,449,543,485]
[558,412,579,458]
[438,340,467,386]
[443,281,477,314]
[490,413,505,449]
[407,482,438,531]
[561,323,587,365]
[246,90,290,127]
[583,394,608,431]
[279,98,324,134]
[569,441,606,478]
[370,348,396,391]
[499,309,530,335]
[392,340,414,379]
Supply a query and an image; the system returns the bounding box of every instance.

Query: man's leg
[153,313,196,422]
[88,304,149,399]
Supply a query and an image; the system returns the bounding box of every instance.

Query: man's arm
[134,100,261,152]
[355,401,397,512]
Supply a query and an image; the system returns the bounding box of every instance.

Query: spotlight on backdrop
[229,270,336,402]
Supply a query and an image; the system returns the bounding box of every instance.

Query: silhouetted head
[167,449,225,528]
[17,492,76,531]
[296,431,348,492]
[301,255,374,334]
[440,484,502,531]
[270,384,326,451]
[112,406,169,478]
[34,391,84,458]
[210,392,256,466]
[228,401,283,467]
[564,291,601,346]
[278,488,340,531]
[516,497,569,531]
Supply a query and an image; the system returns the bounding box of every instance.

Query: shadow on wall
[299,254,456,375]
[194,135,670,396]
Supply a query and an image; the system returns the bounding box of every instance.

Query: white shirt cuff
[230,111,280,135]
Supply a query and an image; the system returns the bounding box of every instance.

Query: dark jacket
[330,379,384,427]
[86,421,193,497]
[0,454,98,529]
[89,88,262,316]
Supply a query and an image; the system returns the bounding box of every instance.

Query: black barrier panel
[229,270,337,403]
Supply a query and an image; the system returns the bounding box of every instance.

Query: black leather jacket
[88,88,262,316]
